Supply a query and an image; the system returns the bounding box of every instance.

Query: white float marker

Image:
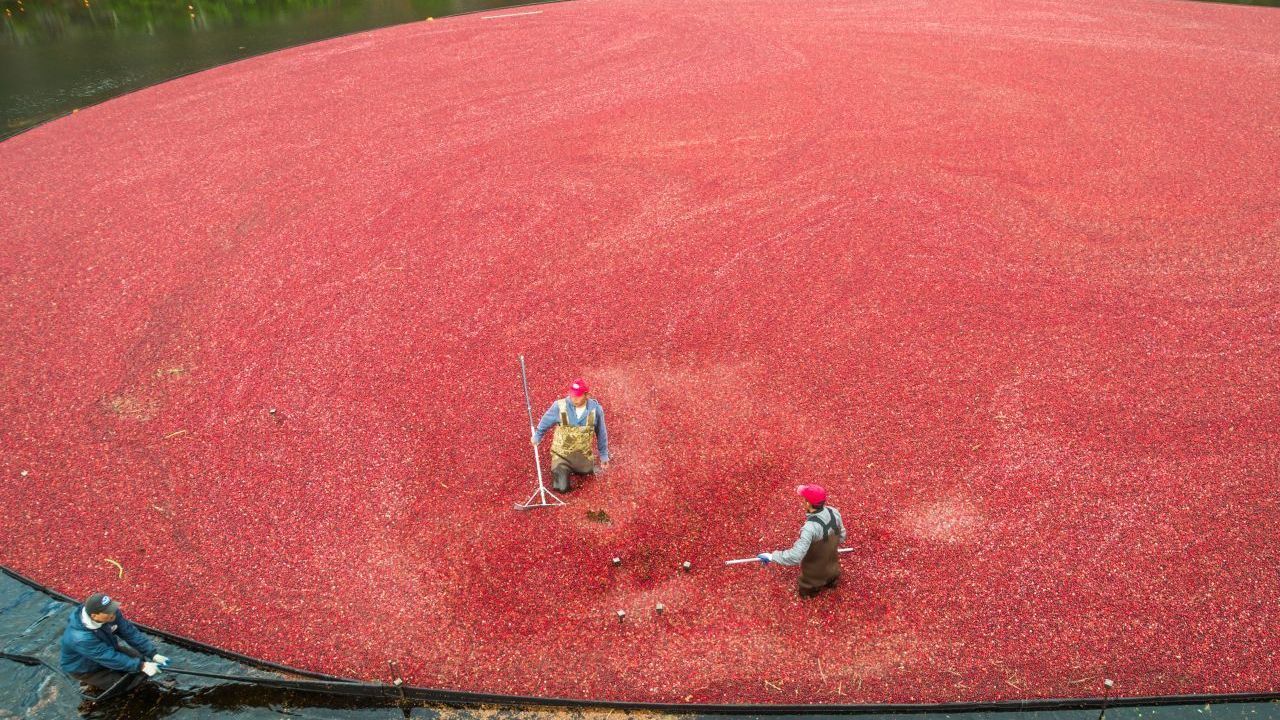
[1099,679,1115,719]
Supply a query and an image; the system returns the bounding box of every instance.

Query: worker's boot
[552,466,571,493]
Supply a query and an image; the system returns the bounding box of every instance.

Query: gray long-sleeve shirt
[769,506,846,566]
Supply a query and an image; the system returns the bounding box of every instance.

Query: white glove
[151,654,169,666]
[141,661,159,677]
[530,431,539,446]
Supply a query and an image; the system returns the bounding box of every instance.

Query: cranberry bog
[2,0,1279,707]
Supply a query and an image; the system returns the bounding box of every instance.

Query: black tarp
[4,564,1280,719]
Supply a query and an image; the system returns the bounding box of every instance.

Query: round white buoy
[655,603,665,614]
[681,561,691,572]
[611,556,622,566]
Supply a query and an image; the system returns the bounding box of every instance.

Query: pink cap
[796,484,827,505]
[568,378,590,397]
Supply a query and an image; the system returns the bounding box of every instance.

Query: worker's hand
[757,553,772,565]
[599,460,610,472]
[151,654,169,666]
[530,431,539,446]
[141,661,160,677]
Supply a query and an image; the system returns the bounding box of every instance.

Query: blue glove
[757,553,772,565]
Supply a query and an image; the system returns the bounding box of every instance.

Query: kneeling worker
[759,484,846,598]
[61,593,168,694]
[531,377,609,492]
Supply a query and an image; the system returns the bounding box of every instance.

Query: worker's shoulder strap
[557,399,595,428]
[806,508,840,540]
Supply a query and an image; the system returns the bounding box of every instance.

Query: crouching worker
[531,377,609,492]
[60,593,169,695]
[759,484,846,598]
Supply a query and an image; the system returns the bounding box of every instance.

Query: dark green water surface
[0,0,529,138]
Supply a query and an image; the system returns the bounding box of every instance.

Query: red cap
[568,378,590,397]
[796,484,827,505]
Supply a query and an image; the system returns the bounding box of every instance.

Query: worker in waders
[758,485,846,598]
[60,593,169,695]
[531,377,609,492]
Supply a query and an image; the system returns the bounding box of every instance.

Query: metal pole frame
[514,355,565,511]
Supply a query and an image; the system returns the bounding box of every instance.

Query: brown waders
[549,399,597,492]
[798,509,842,598]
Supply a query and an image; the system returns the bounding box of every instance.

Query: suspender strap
[559,399,595,427]
[806,509,839,540]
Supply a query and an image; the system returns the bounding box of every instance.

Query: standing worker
[60,593,168,694]
[758,485,846,598]
[531,377,609,492]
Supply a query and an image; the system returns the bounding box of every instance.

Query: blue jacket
[533,397,609,462]
[59,606,156,675]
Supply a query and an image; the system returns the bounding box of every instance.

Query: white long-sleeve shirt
[769,506,846,566]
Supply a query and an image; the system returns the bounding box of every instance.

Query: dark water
[0,0,532,138]
[3,570,1279,719]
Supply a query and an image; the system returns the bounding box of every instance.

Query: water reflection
[1,1,480,45]
[0,0,525,138]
